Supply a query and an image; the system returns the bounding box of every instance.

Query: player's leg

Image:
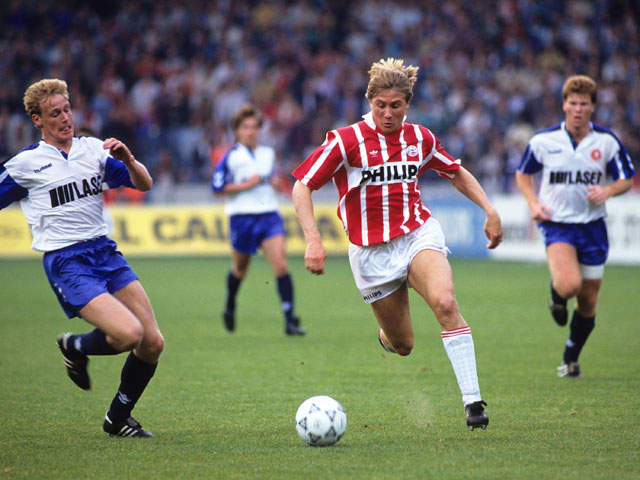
[46,243,143,390]
[223,215,256,331]
[408,249,464,331]
[556,219,607,377]
[370,283,414,356]
[559,271,602,378]
[262,233,305,335]
[546,242,582,326]
[231,248,252,279]
[58,288,156,436]
[112,280,164,364]
[547,243,582,298]
[56,293,138,391]
[409,249,487,428]
[223,249,251,331]
[560,278,599,371]
[78,292,145,350]
[100,280,163,436]
[575,277,600,318]
[262,233,288,277]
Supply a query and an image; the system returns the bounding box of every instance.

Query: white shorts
[348,217,450,304]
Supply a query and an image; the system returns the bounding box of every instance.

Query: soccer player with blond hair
[292,58,502,430]
[0,78,164,437]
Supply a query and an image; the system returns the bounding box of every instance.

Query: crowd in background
[1,0,638,202]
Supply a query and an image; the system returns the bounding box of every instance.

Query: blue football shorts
[538,218,609,266]
[229,211,286,255]
[42,236,139,318]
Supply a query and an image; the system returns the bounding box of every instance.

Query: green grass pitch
[1,256,638,479]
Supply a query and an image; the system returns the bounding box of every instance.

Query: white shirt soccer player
[516,75,635,379]
[292,58,502,430]
[0,79,164,437]
[212,104,304,336]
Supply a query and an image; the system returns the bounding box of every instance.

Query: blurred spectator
[0,0,638,196]
[148,148,178,204]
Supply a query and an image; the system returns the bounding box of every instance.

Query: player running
[516,75,635,378]
[0,79,164,437]
[212,104,305,336]
[292,58,502,430]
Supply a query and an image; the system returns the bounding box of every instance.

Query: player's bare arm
[103,137,153,191]
[292,180,327,274]
[449,166,503,249]
[586,178,633,206]
[515,171,552,222]
[217,174,262,195]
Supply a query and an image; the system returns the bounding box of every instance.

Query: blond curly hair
[365,58,419,103]
[23,78,69,117]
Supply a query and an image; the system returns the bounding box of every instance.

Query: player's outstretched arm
[292,180,327,274]
[103,137,153,192]
[449,166,502,249]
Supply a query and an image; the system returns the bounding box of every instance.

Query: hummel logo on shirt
[33,162,53,173]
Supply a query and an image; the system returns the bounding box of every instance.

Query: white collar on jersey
[362,111,376,129]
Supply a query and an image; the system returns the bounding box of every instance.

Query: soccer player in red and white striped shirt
[292,58,502,430]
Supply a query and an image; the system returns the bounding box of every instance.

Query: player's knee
[148,331,165,356]
[557,281,581,299]
[395,343,413,356]
[390,337,414,356]
[117,323,145,351]
[274,265,289,277]
[135,329,165,363]
[431,293,459,319]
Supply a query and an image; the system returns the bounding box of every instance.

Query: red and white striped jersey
[293,113,461,246]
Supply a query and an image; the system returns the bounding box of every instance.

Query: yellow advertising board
[0,207,35,257]
[0,204,350,257]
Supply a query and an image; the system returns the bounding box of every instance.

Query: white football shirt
[211,143,279,216]
[0,136,134,251]
[518,122,635,223]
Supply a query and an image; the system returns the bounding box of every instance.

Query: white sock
[441,326,482,406]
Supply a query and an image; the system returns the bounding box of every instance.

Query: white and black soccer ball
[295,395,347,446]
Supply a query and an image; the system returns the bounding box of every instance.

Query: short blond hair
[23,78,69,117]
[365,58,419,103]
[562,75,597,103]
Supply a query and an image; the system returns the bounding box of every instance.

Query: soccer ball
[295,395,347,446]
